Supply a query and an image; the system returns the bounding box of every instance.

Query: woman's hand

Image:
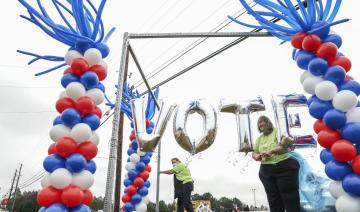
[261,150,274,159]
[252,153,262,161]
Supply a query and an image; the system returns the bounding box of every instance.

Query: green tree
[147,202,156,212]
[159,200,171,212]
[90,196,104,211]
[218,197,233,210]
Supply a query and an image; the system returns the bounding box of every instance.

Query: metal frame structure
[103,31,274,212]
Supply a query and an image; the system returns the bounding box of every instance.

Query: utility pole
[251,188,256,208]
[7,169,18,209]
[11,164,22,212]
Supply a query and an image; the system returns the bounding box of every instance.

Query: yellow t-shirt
[172,163,193,184]
[254,129,290,164]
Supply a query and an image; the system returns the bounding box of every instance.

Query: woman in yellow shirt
[252,116,300,212]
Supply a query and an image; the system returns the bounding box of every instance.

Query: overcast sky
[1,0,360,208]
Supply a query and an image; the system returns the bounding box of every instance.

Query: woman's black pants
[259,157,300,212]
[177,182,194,212]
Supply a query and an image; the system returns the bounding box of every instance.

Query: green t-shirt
[254,128,290,164]
[172,162,193,184]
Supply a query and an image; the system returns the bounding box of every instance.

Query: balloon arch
[17,0,360,212]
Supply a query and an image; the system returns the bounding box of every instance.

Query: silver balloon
[271,94,316,148]
[173,100,217,154]
[131,98,175,152]
[220,97,265,153]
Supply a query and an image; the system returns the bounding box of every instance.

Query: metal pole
[128,32,272,39]
[7,169,17,210]
[155,141,162,212]
[113,47,130,212]
[252,188,256,208]
[11,164,22,212]
[104,32,129,212]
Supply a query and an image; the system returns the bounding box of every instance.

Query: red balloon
[77,141,98,160]
[146,119,150,128]
[313,119,328,134]
[316,42,338,62]
[61,185,84,207]
[129,132,136,141]
[127,185,137,196]
[56,98,76,113]
[37,186,61,207]
[48,143,57,155]
[317,128,342,149]
[89,65,107,81]
[71,58,89,76]
[63,67,73,75]
[82,190,93,205]
[346,75,354,81]
[144,164,151,172]
[133,177,144,188]
[76,96,95,116]
[121,194,131,203]
[331,57,352,72]
[93,106,102,119]
[302,34,321,52]
[352,155,360,175]
[55,137,77,158]
[139,171,149,181]
[331,140,357,162]
[291,32,307,49]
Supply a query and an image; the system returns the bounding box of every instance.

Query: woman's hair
[171,157,180,162]
[257,115,274,133]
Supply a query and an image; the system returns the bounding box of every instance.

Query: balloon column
[18,0,113,211]
[230,0,360,210]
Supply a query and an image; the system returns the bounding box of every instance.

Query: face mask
[172,163,177,167]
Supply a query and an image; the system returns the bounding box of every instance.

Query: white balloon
[50,124,71,141]
[329,181,346,199]
[335,194,360,212]
[70,123,92,143]
[300,71,313,84]
[333,90,358,112]
[72,170,94,190]
[130,153,140,163]
[84,48,102,66]
[85,88,104,105]
[59,90,68,99]
[135,202,147,212]
[302,76,323,95]
[346,107,360,123]
[65,50,82,65]
[125,162,135,171]
[100,60,108,70]
[66,82,86,100]
[41,174,51,188]
[49,168,72,189]
[89,132,100,146]
[315,81,338,101]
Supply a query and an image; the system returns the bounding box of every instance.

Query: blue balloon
[342,174,360,197]
[53,115,63,125]
[82,114,100,130]
[341,123,360,144]
[124,203,134,212]
[308,58,328,76]
[46,203,68,212]
[324,65,346,86]
[128,170,138,180]
[149,121,155,128]
[324,34,343,48]
[131,194,142,204]
[307,95,317,106]
[320,149,334,164]
[296,51,316,70]
[80,71,99,90]
[309,98,333,119]
[357,101,360,107]
[136,162,146,172]
[311,21,330,39]
[65,153,87,173]
[140,156,151,164]
[84,160,96,174]
[337,52,345,57]
[69,204,91,212]
[124,178,132,187]
[127,149,136,156]
[131,141,138,149]
[43,154,66,173]
[39,207,46,212]
[325,160,352,181]
[339,80,360,96]
[130,122,134,129]
[147,152,153,157]
[144,180,151,188]
[61,108,81,128]
[146,127,153,134]
[95,43,110,58]
[61,74,79,88]
[138,186,148,196]
[97,83,105,92]
[323,109,346,130]
[75,39,92,54]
